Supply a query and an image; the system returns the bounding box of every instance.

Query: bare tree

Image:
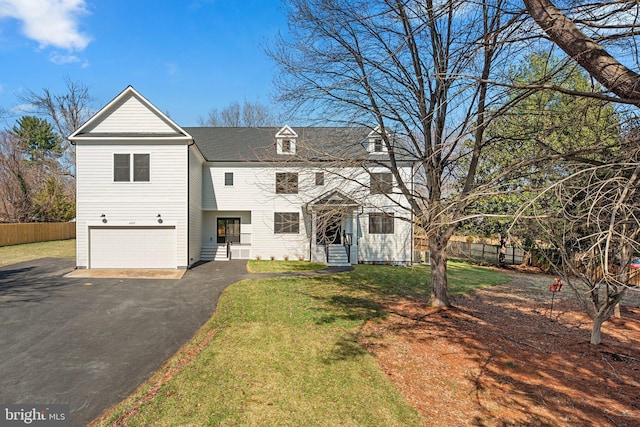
[199,100,275,127]
[19,77,94,176]
[519,138,640,344]
[270,0,523,306]
[0,131,32,222]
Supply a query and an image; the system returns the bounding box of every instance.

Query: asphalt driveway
[0,258,251,427]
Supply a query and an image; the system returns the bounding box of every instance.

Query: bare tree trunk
[429,236,451,307]
[590,315,605,345]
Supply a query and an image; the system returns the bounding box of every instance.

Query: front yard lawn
[0,239,75,267]
[92,262,509,426]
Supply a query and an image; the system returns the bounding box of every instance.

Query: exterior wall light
[157,214,163,224]
[101,213,107,224]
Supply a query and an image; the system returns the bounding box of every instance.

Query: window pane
[133,154,150,182]
[276,172,298,194]
[282,139,291,152]
[225,172,233,186]
[275,212,299,234]
[369,213,394,234]
[370,173,392,194]
[374,139,383,152]
[114,154,130,182]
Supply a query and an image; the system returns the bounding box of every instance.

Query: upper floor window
[276,172,298,194]
[114,153,149,182]
[369,213,394,234]
[225,172,234,186]
[373,139,383,152]
[315,172,325,186]
[370,172,392,194]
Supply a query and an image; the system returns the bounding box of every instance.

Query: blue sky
[0,0,288,127]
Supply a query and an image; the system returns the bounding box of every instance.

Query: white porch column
[351,212,358,264]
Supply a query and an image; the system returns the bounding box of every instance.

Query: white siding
[188,146,204,265]
[358,210,413,263]
[83,96,179,134]
[75,141,189,268]
[201,162,413,262]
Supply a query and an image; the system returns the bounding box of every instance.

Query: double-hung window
[274,212,300,234]
[276,172,298,194]
[370,172,392,194]
[114,154,149,182]
[369,213,394,234]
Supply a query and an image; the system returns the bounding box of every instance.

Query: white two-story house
[69,86,414,269]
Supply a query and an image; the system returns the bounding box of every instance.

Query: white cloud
[0,0,91,50]
[10,103,34,114]
[49,51,89,67]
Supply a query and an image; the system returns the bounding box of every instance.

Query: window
[370,173,392,194]
[282,139,292,153]
[133,154,150,182]
[114,153,150,182]
[369,213,394,234]
[276,172,298,194]
[225,172,234,186]
[114,154,130,182]
[374,139,383,152]
[315,172,324,186]
[274,212,299,234]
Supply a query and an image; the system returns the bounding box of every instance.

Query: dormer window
[276,125,297,155]
[367,126,389,154]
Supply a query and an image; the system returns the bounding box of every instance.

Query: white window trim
[113,153,150,183]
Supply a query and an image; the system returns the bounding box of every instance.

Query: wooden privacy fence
[415,237,525,265]
[0,222,76,247]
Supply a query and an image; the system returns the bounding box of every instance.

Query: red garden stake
[549,278,563,319]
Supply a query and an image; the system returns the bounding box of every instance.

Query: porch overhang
[304,190,360,212]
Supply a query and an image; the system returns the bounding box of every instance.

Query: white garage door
[89,226,177,269]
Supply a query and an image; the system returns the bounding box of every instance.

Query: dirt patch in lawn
[360,268,640,426]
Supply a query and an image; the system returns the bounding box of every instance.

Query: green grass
[93,261,510,426]
[0,239,75,267]
[247,259,327,273]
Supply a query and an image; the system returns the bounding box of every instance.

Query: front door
[316,214,341,245]
[217,218,240,244]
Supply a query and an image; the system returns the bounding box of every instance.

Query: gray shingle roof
[183,127,374,162]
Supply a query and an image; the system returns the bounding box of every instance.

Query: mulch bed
[360,268,640,426]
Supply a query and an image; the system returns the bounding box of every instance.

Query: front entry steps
[201,244,229,261]
[326,244,351,267]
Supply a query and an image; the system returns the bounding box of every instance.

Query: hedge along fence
[0,222,76,247]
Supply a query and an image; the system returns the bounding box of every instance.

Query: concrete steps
[326,245,350,267]
[201,244,228,261]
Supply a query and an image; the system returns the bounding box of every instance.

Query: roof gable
[69,86,189,140]
[308,190,359,208]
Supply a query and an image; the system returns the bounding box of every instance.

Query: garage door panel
[90,226,176,269]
